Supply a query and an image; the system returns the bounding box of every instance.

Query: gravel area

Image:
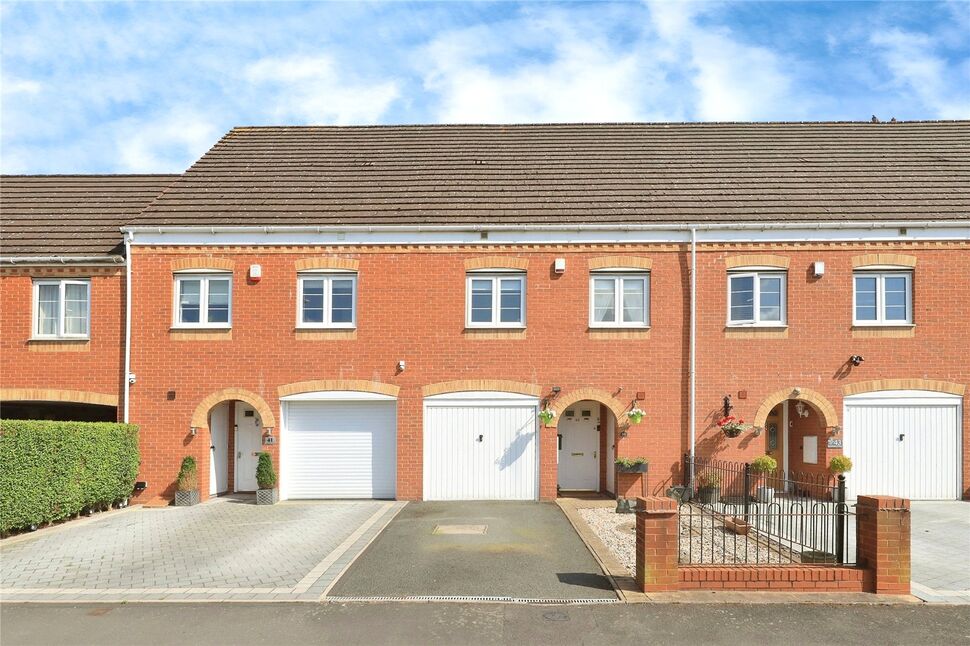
[579,505,792,573]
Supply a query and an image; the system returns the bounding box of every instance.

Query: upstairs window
[727,271,786,326]
[174,273,232,327]
[297,273,357,328]
[466,273,525,327]
[33,279,90,338]
[854,271,912,325]
[589,272,650,327]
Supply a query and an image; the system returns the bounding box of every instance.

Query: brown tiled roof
[131,121,970,227]
[1,175,178,258]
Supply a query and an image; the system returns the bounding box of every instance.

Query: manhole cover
[432,524,488,535]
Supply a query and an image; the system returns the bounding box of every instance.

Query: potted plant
[615,457,648,473]
[625,406,645,425]
[538,408,557,425]
[750,454,778,503]
[695,470,722,505]
[717,416,751,438]
[174,456,200,506]
[255,451,279,505]
[829,455,853,502]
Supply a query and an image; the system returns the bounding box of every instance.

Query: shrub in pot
[255,451,278,505]
[695,471,722,505]
[174,456,200,506]
[750,455,777,503]
[828,455,852,502]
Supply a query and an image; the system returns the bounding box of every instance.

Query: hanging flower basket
[626,407,645,425]
[717,416,751,438]
[538,408,557,425]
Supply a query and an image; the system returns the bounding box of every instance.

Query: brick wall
[0,267,125,418]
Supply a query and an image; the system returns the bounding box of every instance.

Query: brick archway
[547,387,628,429]
[754,387,838,429]
[422,379,542,397]
[190,388,276,429]
[0,388,118,407]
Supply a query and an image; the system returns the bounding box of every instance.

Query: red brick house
[2,122,968,505]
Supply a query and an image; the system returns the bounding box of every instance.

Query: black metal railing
[677,454,854,565]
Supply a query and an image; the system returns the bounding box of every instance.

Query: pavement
[3,602,969,646]
[909,501,970,604]
[0,497,404,602]
[327,501,617,601]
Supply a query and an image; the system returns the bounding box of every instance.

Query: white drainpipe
[123,231,133,423]
[689,226,697,463]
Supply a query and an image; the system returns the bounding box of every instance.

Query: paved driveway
[910,502,970,604]
[1,498,404,602]
[329,501,617,602]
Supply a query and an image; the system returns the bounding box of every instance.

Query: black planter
[616,463,648,474]
[696,486,721,505]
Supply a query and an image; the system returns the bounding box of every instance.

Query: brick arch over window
[842,379,965,397]
[422,379,541,397]
[0,388,118,407]
[278,379,399,398]
[190,388,276,429]
[754,387,838,429]
[171,257,234,272]
[547,387,628,429]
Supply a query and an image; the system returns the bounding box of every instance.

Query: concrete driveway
[1,497,404,602]
[328,501,617,602]
[910,502,970,604]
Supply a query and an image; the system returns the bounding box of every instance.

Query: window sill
[851,323,915,328]
[587,328,651,340]
[295,329,357,341]
[723,327,789,339]
[851,325,915,339]
[463,328,527,340]
[169,328,232,341]
[27,338,91,352]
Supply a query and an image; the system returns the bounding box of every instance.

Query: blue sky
[2,1,968,173]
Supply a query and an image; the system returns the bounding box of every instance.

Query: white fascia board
[124,221,970,246]
[280,391,397,402]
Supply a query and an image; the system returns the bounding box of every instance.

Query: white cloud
[871,29,970,119]
[244,54,400,125]
[645,1,797,121]
[2,77,42,96]
[115,109,220,173]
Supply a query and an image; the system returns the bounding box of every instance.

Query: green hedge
[0,419,140,533]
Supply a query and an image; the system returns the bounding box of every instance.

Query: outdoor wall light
[722,395,733,417]
[849,355,864,366]
[189,427,198,436]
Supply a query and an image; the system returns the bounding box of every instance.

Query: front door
[558,404,599,491]
[209,402,229,495]
[234,402,262,492]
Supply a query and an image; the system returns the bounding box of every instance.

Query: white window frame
[31,278,91,339]
[465,272,526,328]
[852,270,913,326]
[172,272,233,329]
[726,269,787,327]
[588,271,650,328]
[296,272,358,329]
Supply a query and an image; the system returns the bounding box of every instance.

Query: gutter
[121,220,970,235]
[0,255,126,265]
[123,232,133,424]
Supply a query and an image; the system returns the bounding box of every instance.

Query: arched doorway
[755,387,838,481]
[191,388,275,498]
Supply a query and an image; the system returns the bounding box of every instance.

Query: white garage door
[424,392,538,501]
[844,390,962,500]
[282,395,397,499]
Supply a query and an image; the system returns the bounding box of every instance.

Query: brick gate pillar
[856,495,911,595]
[635,496,680,592]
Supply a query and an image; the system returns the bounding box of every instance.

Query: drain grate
[325,595,619,605]
[432,524,488,535]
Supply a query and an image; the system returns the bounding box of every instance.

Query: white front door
[423,392,538,501]
[209,402,229,495]
[844,390,962,500]
[234,401,262,492]
[558,404,599,491]
[606,413,616,494]
[281,397,397,499]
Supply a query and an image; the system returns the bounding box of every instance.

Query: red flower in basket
[717,416,750,438]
